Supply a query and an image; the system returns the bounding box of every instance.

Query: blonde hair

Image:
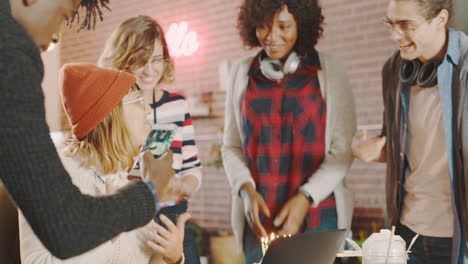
[64,103,138,175]
[98,15,174,84]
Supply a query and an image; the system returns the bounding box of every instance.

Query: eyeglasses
[123,96,145,105]
[382,18,424,36]
[148,55,166,66]
[130,55,167,73]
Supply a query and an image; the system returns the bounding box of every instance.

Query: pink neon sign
[166,22,200,57]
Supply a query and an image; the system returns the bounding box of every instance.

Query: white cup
[362,229,408,264]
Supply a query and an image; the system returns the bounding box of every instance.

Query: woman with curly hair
[98,16,203,264]
[222,0,356,262]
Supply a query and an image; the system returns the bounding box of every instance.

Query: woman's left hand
[146,213,190,264]
[273,193,309,236]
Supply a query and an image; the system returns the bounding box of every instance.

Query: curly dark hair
[237,0,324,56]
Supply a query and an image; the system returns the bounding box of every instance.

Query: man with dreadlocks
[0,0,173,261]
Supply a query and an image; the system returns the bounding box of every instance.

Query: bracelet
[143,179,160,212]
[300,188,314,204]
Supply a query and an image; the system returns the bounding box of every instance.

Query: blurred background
[34,0,468,263]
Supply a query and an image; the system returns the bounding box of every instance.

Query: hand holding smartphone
[129,123,177,178]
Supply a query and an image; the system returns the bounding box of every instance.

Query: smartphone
[129,123,177,177]
[140,123,177,158]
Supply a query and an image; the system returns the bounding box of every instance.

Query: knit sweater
[19,139,180,264]
[0,0,156,259]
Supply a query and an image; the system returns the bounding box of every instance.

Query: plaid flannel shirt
[241,51,336,233]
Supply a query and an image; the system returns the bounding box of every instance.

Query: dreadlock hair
[21,0,110,30]
[71,0,111,30]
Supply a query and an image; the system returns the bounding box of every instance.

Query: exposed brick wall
[317,0,394,235]
[52,0,399,236]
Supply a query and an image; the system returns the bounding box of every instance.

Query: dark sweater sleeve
[0,49,156,259]
[380,51,401,138]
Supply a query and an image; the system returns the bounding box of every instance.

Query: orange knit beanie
[59,63,136,140]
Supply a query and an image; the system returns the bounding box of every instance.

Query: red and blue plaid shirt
[241,51,336,233]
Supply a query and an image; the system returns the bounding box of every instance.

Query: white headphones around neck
[259,51,301,81]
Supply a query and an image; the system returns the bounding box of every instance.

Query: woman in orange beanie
[19,63,187,264]
[99,16,202,264]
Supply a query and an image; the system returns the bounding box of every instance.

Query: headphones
[260,51,301,81]
[399,59,440,88]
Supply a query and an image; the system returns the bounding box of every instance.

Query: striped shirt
[148,90,202,187]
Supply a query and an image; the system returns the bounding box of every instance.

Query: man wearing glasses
[353,0,468,263]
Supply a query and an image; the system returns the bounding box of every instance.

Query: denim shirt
[399,28,466,264]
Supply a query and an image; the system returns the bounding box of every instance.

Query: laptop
[261,229,347,264]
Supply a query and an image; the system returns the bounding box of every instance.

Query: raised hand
[141,150,175,201]
[352,130,386,162]
[146,212,190,264]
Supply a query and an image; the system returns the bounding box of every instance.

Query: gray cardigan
[222,52,357,250]
[0,0,156,259]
